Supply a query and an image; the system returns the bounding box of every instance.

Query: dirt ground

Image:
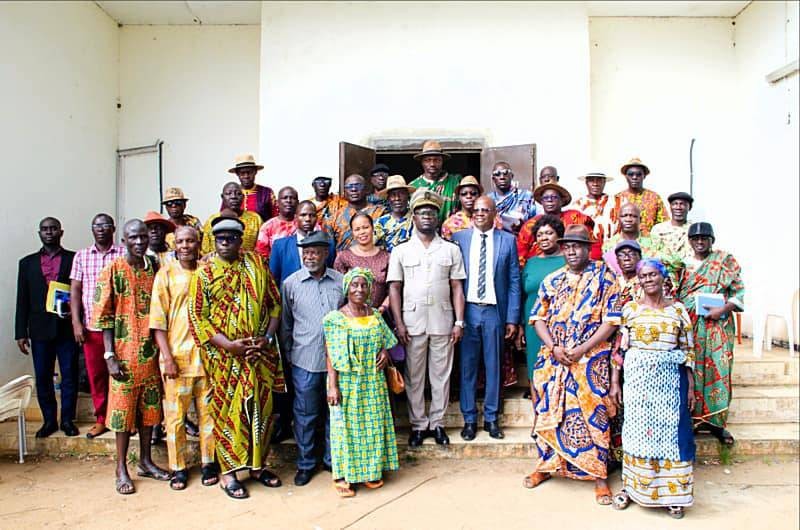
[0,454,797,530]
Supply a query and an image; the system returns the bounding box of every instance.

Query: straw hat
[378,175,416,198]
[413,140,451,160]
[143,211,176,233]
[533,183,572,206]
[620,157,650,176]
[455,175,482,194]
[228,153,264,174]
[162,187,189,203]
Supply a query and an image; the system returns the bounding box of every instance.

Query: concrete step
[1,421,796,461]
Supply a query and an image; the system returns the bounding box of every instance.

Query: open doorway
[375,151,482,184]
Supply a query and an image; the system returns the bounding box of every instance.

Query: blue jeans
[31,337,78,424]
[292,366,330,471]
[459,304,502,423]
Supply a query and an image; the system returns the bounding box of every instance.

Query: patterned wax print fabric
[323,310,399,483]
[200,210,262,256]
[309,193,348,225]
[488,188,537,231]
[333,249,391,309]
[188,251,286,473]
[165,214,203,250]
[529,261,620,480]
[374,213,413,252]
[91,256,161,432]
[325,204,386,251]
[255,217,297,260]
[610,189,669,236]
[440,210,502,241]
[575,194,613,253]
[408,173,462,223]
[676,250,744,429]
[651,221,692,261]
[620,301,695,508]
[366,193,389,209]
[517,210,598,266]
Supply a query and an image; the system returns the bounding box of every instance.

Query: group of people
[15,140,745,516]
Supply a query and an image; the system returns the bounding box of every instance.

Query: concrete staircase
[3,340,797,461]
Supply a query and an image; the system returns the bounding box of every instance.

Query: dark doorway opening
[375,151,482,184]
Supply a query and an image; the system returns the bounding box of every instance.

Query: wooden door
[339,141,376,191]
[480,144,537,194]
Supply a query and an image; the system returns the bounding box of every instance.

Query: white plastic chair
[752,289,799,358]
[0,375,34,463]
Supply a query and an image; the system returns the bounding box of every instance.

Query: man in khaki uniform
[388,190,466,447]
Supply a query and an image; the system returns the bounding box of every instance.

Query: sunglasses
[492,169,511,177]
[460,189,479,197]
[214,234,242,244]
[164,200,186,207]
[473,207,493,214]
[92,223,114,229]
[344,184,365,191]
[626,171,645,177]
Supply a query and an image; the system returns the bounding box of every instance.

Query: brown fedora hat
[455,175,482,194]
[558,224,592,245]
[378,175,416,198]
[162,187,188,203]
[413,140,452,160]
[533,183,572,206]
[143,211,176,233]
[228,153,264,174]
[620,157,650,176]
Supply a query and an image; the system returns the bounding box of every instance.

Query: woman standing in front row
[611,258,695,519]
[323,268,399,498]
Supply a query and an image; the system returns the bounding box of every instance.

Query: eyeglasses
[344,184,365,191]
[460,190,479,197]
[163,200,186,207]
[492,169,511,177]
[214,234,242,244]
[414,210,438,218]
[540,195,561,202]
[92,223,114,229]
[473,207,493,214]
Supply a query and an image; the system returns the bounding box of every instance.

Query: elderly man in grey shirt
[280,230,344,487]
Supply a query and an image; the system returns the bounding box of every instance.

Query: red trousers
[83,330,109,424]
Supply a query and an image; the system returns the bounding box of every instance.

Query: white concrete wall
[119,25,261,222]
[259,1,592,195]
[733,0,799,339]
[0,2,119,381]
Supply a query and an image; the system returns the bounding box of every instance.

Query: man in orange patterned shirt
[609,158,669,236]
[575,171,614,255]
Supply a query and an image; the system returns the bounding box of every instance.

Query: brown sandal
[595,483,613,505]
[364,479,384,489]
[333,480,355,497]
[522,472,551,489]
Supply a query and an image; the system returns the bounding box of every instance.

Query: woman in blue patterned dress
[610,258,696,519]
[323,268,399,497]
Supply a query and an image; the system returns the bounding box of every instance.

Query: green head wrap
[343,267,375,305]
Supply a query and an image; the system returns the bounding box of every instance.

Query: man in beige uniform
[388,190,466,447]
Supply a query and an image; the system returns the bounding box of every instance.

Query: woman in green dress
[324,267,399,498]
[516,215,566,388]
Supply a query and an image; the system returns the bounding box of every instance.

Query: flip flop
[86,423,109,439]
[251,469,282,488]
[595,483,613,505]
[136,465,172,481]
[201,464,220,486]
[333,480,355,498]
[115,476,135,495]
[364,479,384,489]
[522,472,551,489]
[220,478,249,500]
[170,469,188,491]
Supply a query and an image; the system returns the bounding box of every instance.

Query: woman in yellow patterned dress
[610,258,696,519]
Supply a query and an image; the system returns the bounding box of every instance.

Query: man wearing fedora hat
[517,183,598,265]
[308,176,347,225]
[575,171,614,253]
[409,140,462,223]
[442,175,502,240]
[162,187,202,250]
[226,153,278,223]
[651,191,695,263]
[487,161,537,234]
[143,211,176,267]
[610,158,669,237]
[374,175,415,252]
[523,224,619,505]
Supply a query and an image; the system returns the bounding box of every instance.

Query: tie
[478,233,487,300]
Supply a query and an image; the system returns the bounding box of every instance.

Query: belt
[469,302,496,307]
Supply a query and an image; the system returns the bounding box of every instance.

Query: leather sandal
[220,478,249,500]
[333,480,355,498]
[115,475,135,495]
[170,469,188,491]
[201,464,219,486]
[364,479,384,489]
[251,469,282,488]
[522,472,551,489]
[136,465,171,481]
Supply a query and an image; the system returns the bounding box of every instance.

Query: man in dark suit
[15,217,79,438]
[452,196,521,441]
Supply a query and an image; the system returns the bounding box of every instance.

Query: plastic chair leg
[735,313,742,345]
[752,313,765,358]
[17,414,25,464]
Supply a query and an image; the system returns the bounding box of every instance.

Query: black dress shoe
[408,429,426,447]
[60,421,79,437]
[35,422,58,438]
[321,463,332,473]
[483,421,505,439]
[460,422,477,441]
[294,468,315,486]
[433,426,450,445]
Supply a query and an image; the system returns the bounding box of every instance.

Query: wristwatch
[265,333,275,344]
[454,320,465,329]
[103,351,116,360]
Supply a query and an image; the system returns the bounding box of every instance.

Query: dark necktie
[478,233,487,300]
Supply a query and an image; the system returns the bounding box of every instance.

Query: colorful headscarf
[636,257,669,278]
[343,267,375,305]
